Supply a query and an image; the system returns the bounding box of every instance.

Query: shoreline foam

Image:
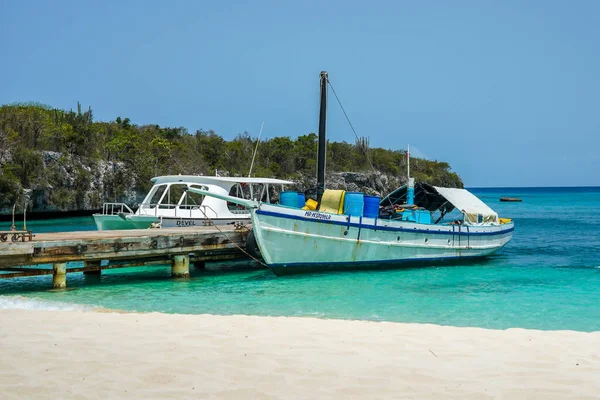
[2,294,598,333]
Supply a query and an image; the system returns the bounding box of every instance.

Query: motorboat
[93,175,293,230]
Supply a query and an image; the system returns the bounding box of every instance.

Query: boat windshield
[163,184,187,208]
[146,185,167,209]
[144,183,207,209]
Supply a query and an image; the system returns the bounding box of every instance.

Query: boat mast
[317,71,328,203]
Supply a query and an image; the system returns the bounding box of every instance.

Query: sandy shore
[1,310,599,399]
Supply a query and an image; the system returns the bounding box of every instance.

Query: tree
[195,129,226,171]
[0,102,464,214]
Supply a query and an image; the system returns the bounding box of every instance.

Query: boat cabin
[135,175,294,219]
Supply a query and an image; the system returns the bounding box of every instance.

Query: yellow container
[318,189,345,214]
[302,198,318,211]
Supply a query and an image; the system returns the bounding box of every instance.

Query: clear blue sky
[1,0,598,187]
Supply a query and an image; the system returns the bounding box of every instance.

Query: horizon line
[466,185,600,189]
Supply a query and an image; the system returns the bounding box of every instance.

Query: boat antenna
[407,144,410,179]
[406,144,415,205]
[23,197,27,231]
[248,121,264,177]
[317,71,328,203]
[11,203,16,231]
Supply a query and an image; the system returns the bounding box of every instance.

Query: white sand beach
[1,309,599,399]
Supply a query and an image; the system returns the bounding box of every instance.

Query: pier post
[172,255,190,278]
[83,260,102,276]
[52,263,67,288]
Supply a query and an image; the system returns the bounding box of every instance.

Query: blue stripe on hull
[256,209,514,237]
[268,255,490,276]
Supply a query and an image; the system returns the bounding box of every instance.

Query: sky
[1,0,599,187]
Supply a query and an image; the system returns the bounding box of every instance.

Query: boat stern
[93,214,158,230]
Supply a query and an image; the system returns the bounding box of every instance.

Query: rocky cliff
[0,104,463,216]
[2,152,409,215]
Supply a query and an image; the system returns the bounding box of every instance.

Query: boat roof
[433,186,497,218]
[150,175,294,186]
[381,182,497,218]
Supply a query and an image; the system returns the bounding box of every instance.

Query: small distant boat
[189,71,515,275]
[499,197,522,202]
[93,175,293,230]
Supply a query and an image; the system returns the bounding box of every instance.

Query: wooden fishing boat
[188,72,514,275]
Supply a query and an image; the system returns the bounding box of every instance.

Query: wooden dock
[0,226,251,288]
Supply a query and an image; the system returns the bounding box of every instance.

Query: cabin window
[251,183,269,202]
[229,183,249,199]
[477,214,484,224]
[228,183,249,212]
[158,184,188,209]
[179,185,206,209]
[147,185,167,209]
[227,183,269,202]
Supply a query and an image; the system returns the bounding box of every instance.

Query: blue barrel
[297,193,306,208]
[363,195,380,218]
[280,191,298,207]
[343,192,364,217]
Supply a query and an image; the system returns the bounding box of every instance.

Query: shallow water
[1,187,599,331]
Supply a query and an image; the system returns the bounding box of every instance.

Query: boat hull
[93,214,249,230]
[93,215,158,230]
[251,204,514,275]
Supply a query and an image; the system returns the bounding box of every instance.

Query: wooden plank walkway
[0,226,248,268]
[0,226,252,287]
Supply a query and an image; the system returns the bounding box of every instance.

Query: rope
[327,79,377,174]
[196,207,267,267]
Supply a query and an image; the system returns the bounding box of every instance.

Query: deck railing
[102,203,135,216]
[103,202,251,218]
[137,203,220,219]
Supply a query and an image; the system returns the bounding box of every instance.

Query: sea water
[1,187,599,332]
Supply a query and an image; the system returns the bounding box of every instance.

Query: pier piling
[172,255,190,278]
[52,263,67,289]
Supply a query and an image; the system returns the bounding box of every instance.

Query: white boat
[188,184,514,275]
[93,175,293,230]
[188,71,514,275]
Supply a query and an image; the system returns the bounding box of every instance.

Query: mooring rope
[195,207,267,267]
[327,79,377,174]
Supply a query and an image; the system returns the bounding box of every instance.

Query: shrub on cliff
[0,103,463,212]
[0,173,21,210]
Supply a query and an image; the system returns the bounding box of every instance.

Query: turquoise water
[1,187,600,331]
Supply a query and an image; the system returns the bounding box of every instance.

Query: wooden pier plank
[0,242,34,256]
[0,226,248,268]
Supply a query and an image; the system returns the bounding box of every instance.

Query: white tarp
[433,186,498,225]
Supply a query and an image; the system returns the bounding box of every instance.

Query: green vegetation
[0,103,462,212]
